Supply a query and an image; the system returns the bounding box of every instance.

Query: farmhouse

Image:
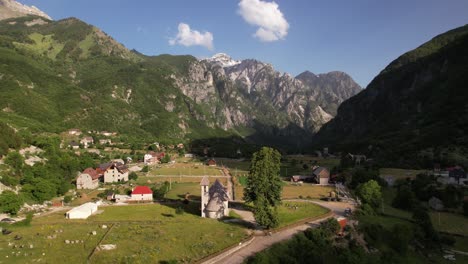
[144,151,165,165]
[435,166,467,185]
[131,186,153,201]
[200,177,229,219]
[66,202,98,219]
[76,168,101,189]
[80,137,94,148]
[312,166,330,185]
[100,162,129,183]
[69,141,80,149]
[206,159,216,167]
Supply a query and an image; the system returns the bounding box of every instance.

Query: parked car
[344,208,352,216]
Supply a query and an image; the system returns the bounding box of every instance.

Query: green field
[0,204,247,264]
[430,212,468,236]
[165,182,203,200]
[379,168,426,180]
[382,188,468,236]
[148,165,221,176]
[134,175,228,185]
[277,202,330,227]
[282,183,335,200]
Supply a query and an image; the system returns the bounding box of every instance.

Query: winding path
[203,200,354,264]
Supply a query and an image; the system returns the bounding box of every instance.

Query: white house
[76,168,100,189]
[66,202,98,219]
[80,137,94,148]
[144,151,164,165]
[101,162,129,183]
[131,186,153,201]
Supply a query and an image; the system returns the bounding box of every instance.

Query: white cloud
[238,0,289,42]
[169,23,214,50]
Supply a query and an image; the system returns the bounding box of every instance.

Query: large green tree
[4,151,24,176]
[356,180,382,210]
[244,147,282,228]
[0,190,23,215]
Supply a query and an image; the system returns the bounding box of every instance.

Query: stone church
[200,177,229,219]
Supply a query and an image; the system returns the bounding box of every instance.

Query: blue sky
[20,0,468,87]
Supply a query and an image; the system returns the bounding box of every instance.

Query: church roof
[200,176,210,186]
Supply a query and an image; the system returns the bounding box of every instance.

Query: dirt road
[203,200,353,264]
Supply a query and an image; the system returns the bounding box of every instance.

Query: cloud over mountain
[238,0,289,42]
[169,23,213,50]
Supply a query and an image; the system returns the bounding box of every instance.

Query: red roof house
[131,186,153,202]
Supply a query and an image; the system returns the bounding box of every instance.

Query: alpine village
[0,0,467,263]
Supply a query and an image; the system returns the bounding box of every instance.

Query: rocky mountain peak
[0,0,51,21]
[204,53,241,68]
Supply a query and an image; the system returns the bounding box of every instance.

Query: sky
[19,0,468,87]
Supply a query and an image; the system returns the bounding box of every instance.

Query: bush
[12,213,33,227]
[129,172,138,180]
[63,195,72,204]
[0,191,23,215]
[141,166,149,173]
[175,207,184,215]
[392,185,417,210]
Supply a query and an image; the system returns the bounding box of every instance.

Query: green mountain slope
[0,16,230,142]
[314,24,468,167]
[0,15,361,152]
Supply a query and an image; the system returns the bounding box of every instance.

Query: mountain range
[0,1,361,152]
[314,24,468,167]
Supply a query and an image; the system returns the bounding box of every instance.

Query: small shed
[312,167,330,185]
[207,159,216,167]
[66,202,98,219]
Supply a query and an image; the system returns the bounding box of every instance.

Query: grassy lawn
[165,182,202,200]
[231,181,335,201]
[149,165,221,176]
[164,180,231,201]
[135,175,228,185]
[92,204,246,263]
[381,188,412,219]
[357,214,413,229]
[430,212,468,236]
[453,236,468,252]
[382,188,468,236]
[0,220,106,263]
[282,183,335,199]
[277,202,330,227]
[216,158,250,171]
[0,204,247,264]
[379,168,426,180]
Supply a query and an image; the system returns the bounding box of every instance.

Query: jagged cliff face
[173,54,360,135]
[296,71,362,115]
[0,0,51,20]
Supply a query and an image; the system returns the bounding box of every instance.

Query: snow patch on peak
[204,53,241,68]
